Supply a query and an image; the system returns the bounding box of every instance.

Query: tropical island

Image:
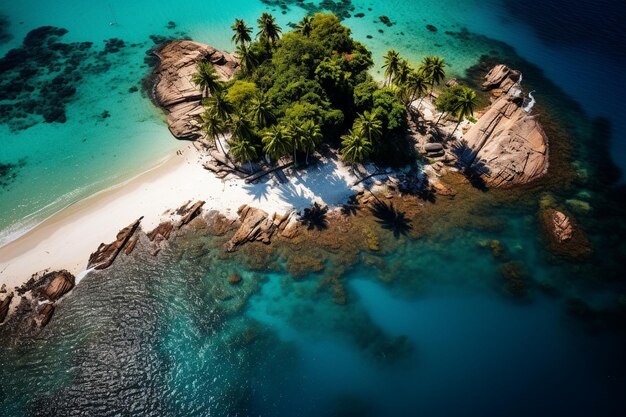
[1,12,572,332]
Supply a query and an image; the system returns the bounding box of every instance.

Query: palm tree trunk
[449,119,463,140]
[435,111,447,126]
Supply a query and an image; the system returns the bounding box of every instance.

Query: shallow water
[1,1,626,416]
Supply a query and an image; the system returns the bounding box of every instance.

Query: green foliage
[340,129,372,164]
[435,85,467,113]
[215,12,416,166]
[309,13,353,52]
[353,79,378,112]
[372,88,406,133]
[226,80,259,110]
[191,61,223,97]
[231,19,252,46]
[262,124,292,161]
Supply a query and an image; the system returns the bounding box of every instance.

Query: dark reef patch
[260,0,355,20]
[0,159,26,189]
[0,26,115,132]
[0,15,12,44]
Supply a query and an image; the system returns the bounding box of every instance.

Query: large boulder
[458,67,548,188]
[482,64,521,93]
[152,41,239,140]
[41,270,75,301]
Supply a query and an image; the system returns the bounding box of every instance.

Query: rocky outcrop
[0,293,13,324]
[458,65,548,188]
[224,206,295,252]
[482,64,521,94]
[178,200,205,227]
[152,40,239,140]
[1,270,77,335]
[40,270,75,301]
[540,208,591,259]
[88,217,143,270]
[37,303,54,327]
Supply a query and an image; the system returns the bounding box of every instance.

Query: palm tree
[382,49,401,87]
[449,87,477,139]
[200,109,228,156]
[204,90,234,123]
[297,119,322,165]
[230,138,258,172]
[341,130,372,165]
[353,111,382,145]
[231,19,252,46]
[295,15,313,37]
[191,61,222,98]
[229,113,257,172]
[249,93,275,129]
[262,124,292,162]
[407,70,428,104]
[236,43,257,74]
[257,12,282,46]
[420,55,446,97]
[393,59,411,87]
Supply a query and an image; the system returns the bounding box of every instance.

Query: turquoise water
[1,1,626,415]
[1,206,625,415]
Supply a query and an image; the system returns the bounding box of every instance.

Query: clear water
[1,1,625,416]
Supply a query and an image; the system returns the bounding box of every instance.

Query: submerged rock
[540,208,591,259]
[88,217,143,270]
[227,273,242,285]
[151,40,239,140]
[458,65,548,188]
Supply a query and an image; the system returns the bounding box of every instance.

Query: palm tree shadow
[278,182,314,209]
[370,200,412,238]
[341,194,361,216]
[244,182,271,202]
[299,202,329,231]
[450,140,490,192]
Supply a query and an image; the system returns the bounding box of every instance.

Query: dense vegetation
[195,12,477,169]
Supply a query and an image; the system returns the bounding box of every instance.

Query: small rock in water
[426,24,438,32]
[228,273,242,285]
[166,21,176,30]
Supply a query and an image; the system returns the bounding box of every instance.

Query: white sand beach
[0,144,363,290]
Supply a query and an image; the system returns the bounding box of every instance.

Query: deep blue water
[1,1,626,416]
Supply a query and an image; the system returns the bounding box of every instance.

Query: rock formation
[540,208,591,259]
[481,64,521,93]
[0,293,13,324]
[40,270,75,301]
[224,205,295,252]
[178,200,205,226]
[88,217,143,270]
[152,41,239,140]
[458,65,549,188]
[1,270,77,335]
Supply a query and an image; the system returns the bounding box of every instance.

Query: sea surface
[1,1,626,416]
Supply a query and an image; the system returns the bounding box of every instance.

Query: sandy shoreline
[0,144,362,289]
